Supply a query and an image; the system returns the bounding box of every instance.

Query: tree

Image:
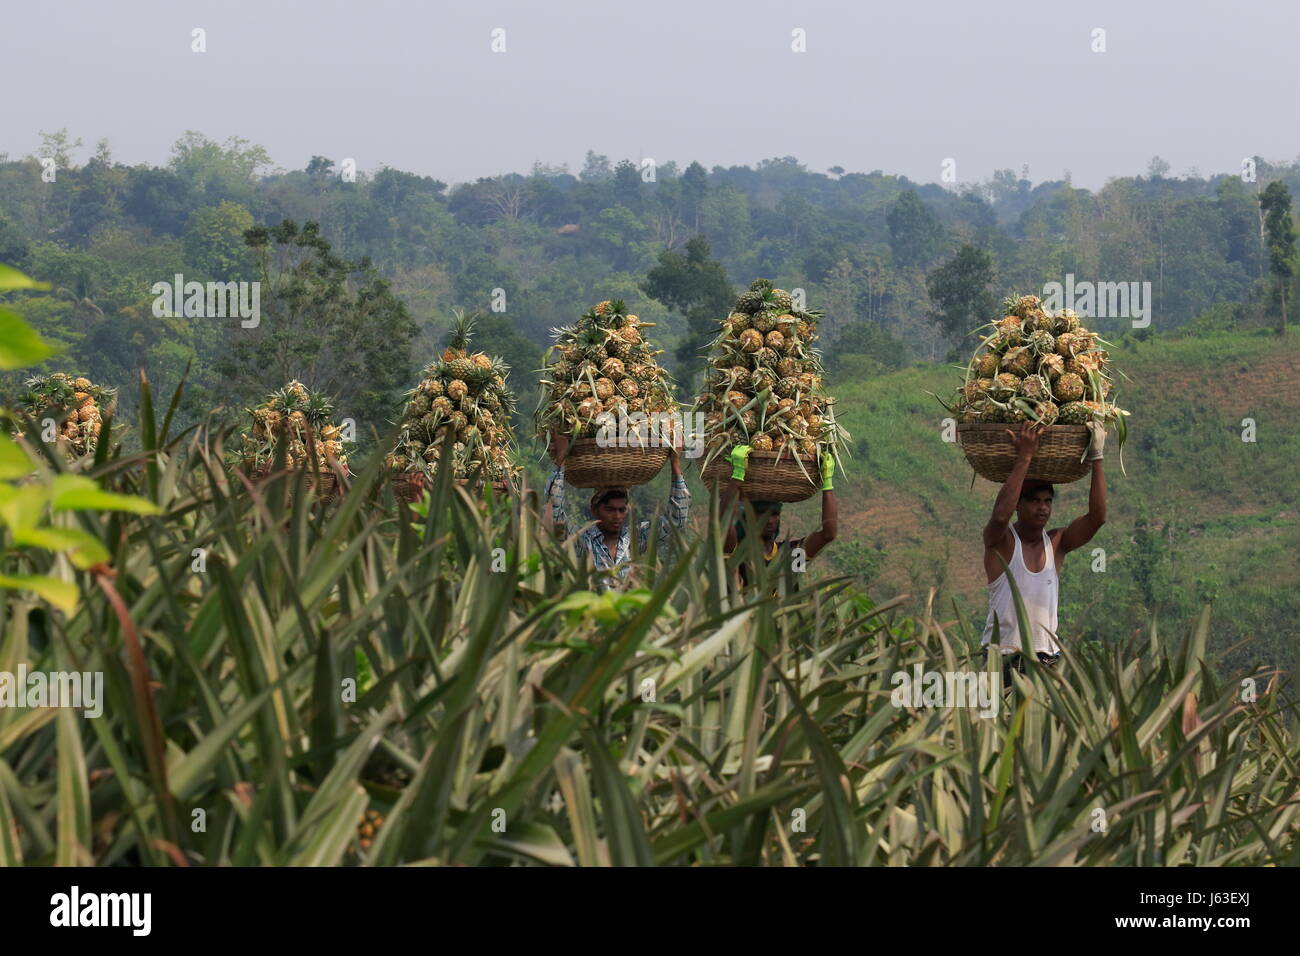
[36,128,84,170]
[183,201,257,280]
[679,161,708,230]
[217,220,418,431]
[642,236,734,373]
[1259,181,1296,335]
[824,321,907,378]
[305,156,335,177]
[579,150,613,183]
[613,160,642,211]
[887,190,944,269]
[925,244,997,345]
[1146,155,1171,179]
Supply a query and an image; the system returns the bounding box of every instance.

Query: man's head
[590,487,630,534]
[747,500,783,543]
[1017,480,1054,529]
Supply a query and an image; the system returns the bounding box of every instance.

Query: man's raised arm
[984,422,1041,549]
[543,430,572,539]
[1057,421,1108,556]
[803,453,839,561]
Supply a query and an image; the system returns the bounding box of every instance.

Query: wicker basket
[957,423,1091,483]
[392,473,512,502]
[249,466,339,502]
[562,438,669,489]
[700,449,820,503]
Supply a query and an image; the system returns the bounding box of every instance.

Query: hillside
[789,326,1300,675]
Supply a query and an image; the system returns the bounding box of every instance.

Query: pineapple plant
[536,299,676,445]
[389,313,521,489]
[12,372,118,458]
[239,380,350,476]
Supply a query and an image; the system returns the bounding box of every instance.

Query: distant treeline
[0,131,1294,432]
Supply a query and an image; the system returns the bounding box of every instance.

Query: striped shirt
[545,466,690,588]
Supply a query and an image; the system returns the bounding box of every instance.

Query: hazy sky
[7,0,1297,189]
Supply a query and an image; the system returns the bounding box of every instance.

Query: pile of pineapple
[239,380,349,475]
[537,299,676,444]
[15,372,116,457]
[952,294,1129,427]
[386,313,519,486]
[697,279,844,462]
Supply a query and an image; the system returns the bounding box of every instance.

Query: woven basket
[249,466,339,502]
[392,473,512,502]
[957,424,1091,483]
[562,438,669,489]
[701,449,820,503]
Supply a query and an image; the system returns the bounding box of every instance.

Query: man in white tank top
[981,421,1108,682]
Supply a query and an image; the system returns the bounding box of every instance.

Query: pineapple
[735,288,768,314]
[752,312,777,335]
[1056,401,1091,424]
[442,312,474,363]
[1053,372,1085,403]
[1055,333,1080,358]
[1027,329,1057,356]
[738,329,763,353]
[993,317,1023,348]
[1000,346,1034,377]
[771,289,794,312]
[601,357,626,380]
[765,330,785,351]
[1053,309,1081,334]
[973,353,999,378]
[1040,353,1065,381]
[993,372,1022,396]
[1021,374,1051,402]
[447,379,468,402]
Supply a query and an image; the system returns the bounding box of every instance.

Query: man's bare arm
[983,422,1041,549]
[803,489,838,561]
[720,478,741,552]
[1058,429,1107,556]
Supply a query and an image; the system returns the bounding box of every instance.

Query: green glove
[820,453,835,491]
[729,444,752,481]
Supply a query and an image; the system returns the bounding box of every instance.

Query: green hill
[794,325,1300,678]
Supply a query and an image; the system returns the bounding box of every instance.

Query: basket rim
[565,437,671,455]
[956,423,1090,432]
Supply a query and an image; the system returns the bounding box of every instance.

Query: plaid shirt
[545,467,690,587]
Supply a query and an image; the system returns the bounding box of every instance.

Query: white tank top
[981,527,1060,655]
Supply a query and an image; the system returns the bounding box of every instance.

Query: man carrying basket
[982,420,1108,684]
[544,431,690,589]
[720,444,838,587]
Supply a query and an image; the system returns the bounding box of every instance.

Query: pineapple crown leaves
[445,309,478,352]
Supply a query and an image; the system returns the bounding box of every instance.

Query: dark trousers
[984,647,1061,687]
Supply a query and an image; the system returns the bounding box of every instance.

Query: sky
[5,0,1298,190]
